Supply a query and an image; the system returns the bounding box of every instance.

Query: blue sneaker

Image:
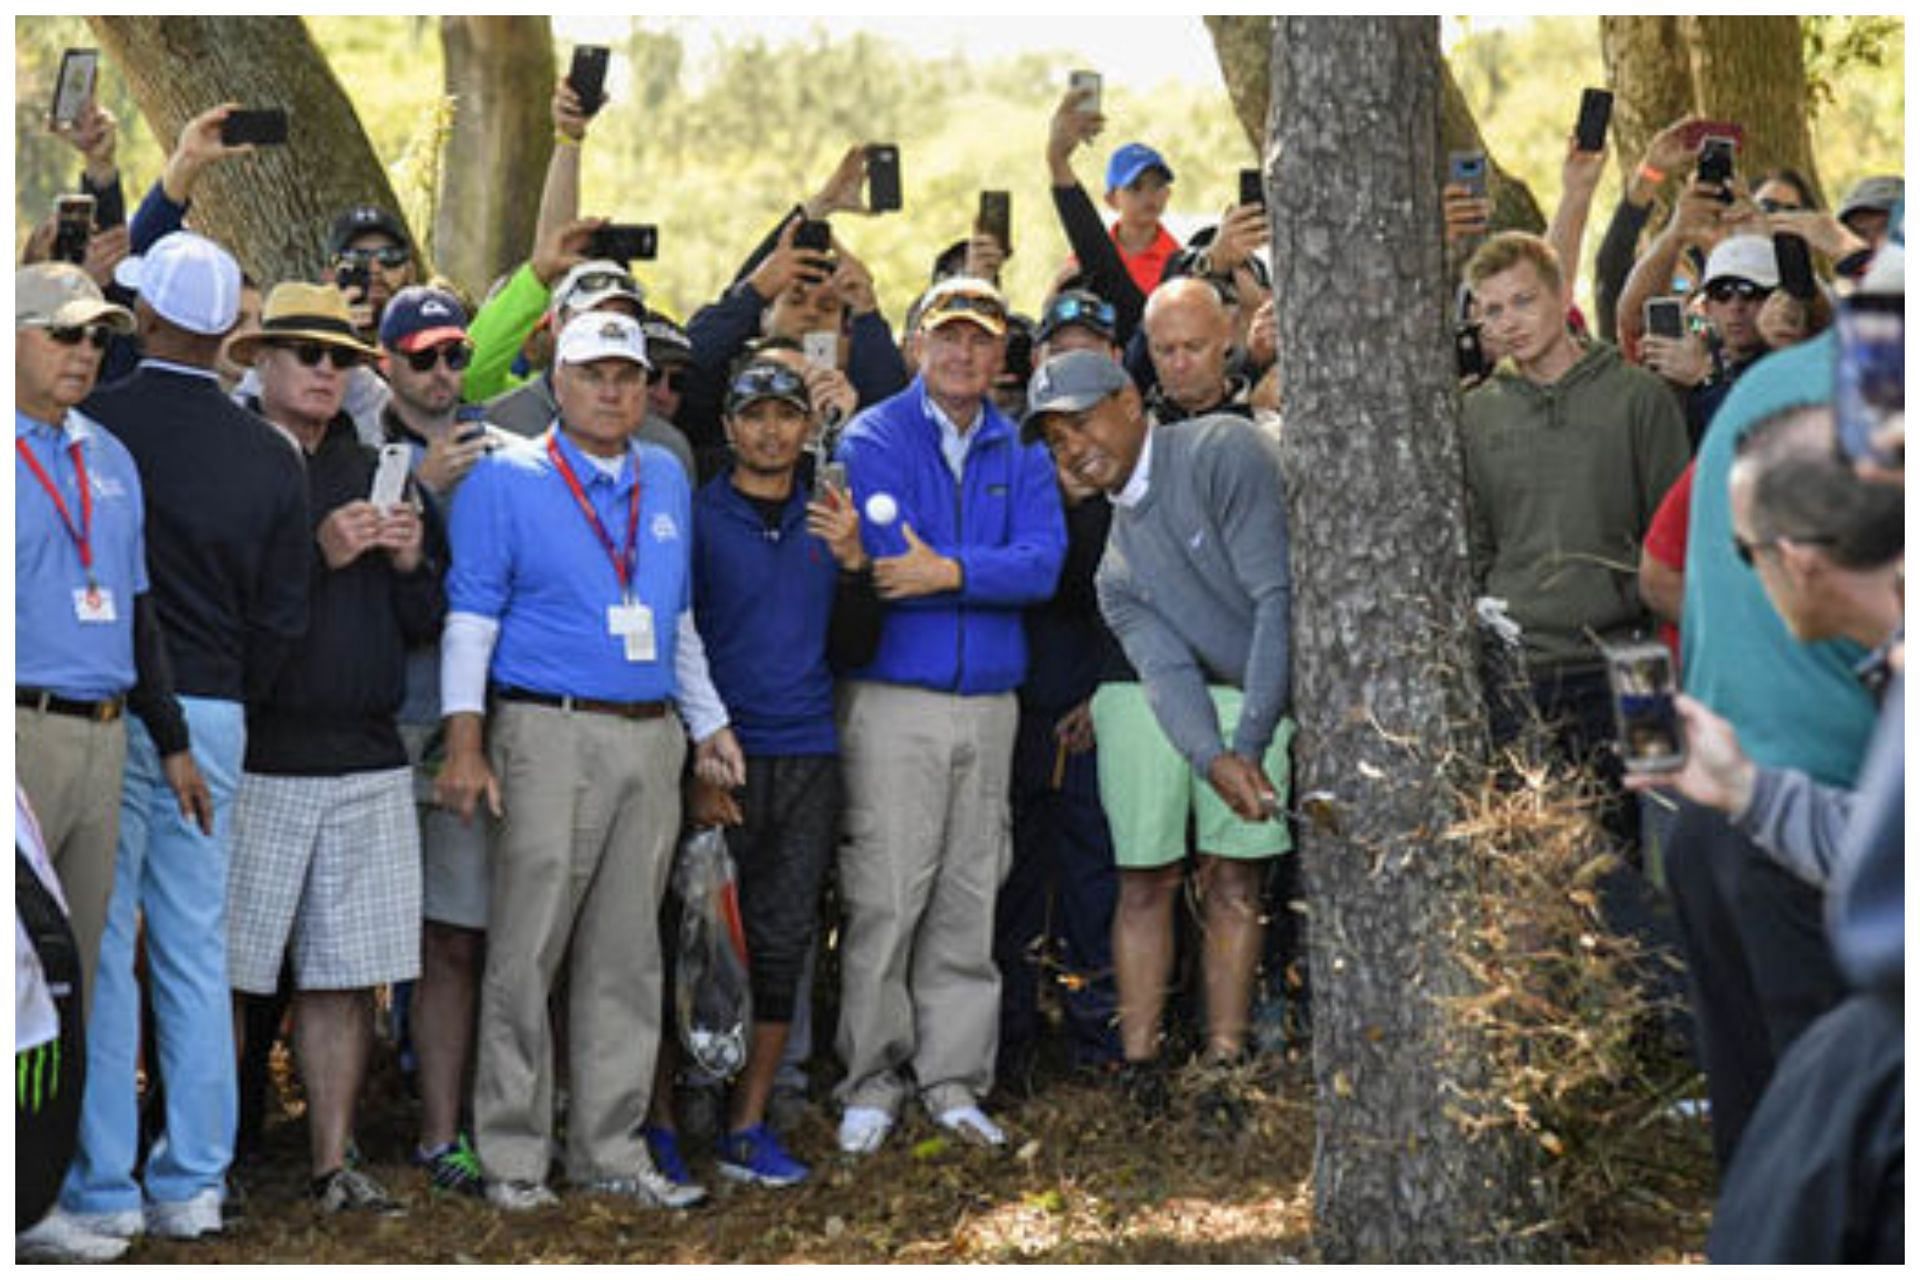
[716,1124,809,1188]
[639,1124,696,1187]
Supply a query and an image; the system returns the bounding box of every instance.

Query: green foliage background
[15,16,1906,326]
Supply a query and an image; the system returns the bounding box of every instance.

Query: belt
[17,688,125,722]
[492,687,669,721]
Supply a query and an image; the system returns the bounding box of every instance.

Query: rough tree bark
[87,16,408,287]
[436,16,554,301]
[1599,16,1694,187]
[1264,16,1555,1263]
[1209,15,1543,234]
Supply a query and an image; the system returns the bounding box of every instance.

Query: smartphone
[1680,120,1745,152]
[1575,87,1614,153]
[1239,167,1265,209]
[1454,322,1491,383]
[1604,641,1686,774]
[1069,68,1102,115]
[1447,150,1487,199]
[977,189,1011,253]
[813,458,849,503]
[370,442,412,510]
[335,260,370,297]
[53,194,95,267]
[588,223,658,262]
[1643,296,1685,340]
[1772,232,1816,302]
[568,45,610,117]
[794,218,833,255]
[454,404,493,450]
[1833,294,1904,468]
[220,108,289,147]
[864,143,902,214]
[1696,135,1736,188]
[802,330,838,371]
[50,49,99,129]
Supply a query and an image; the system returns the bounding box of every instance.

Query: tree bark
[1600,16,1693,186]
[1210,15,1543,234]
[436,16,554,301]
[87,16,409,288]
[1682,16,1822,205]
[1265,15,1555,1263]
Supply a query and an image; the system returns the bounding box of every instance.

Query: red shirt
[1111,222,1181,298]
[1643,461,1695,663]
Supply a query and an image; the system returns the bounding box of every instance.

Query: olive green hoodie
[1462,340,1689,671]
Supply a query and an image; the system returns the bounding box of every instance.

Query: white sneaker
[84,1207,145,1238]
[485,1180,559,1211]
[16,1208,133,1263]
[578,1153,707,1210]
[935,1104,1006,1147]
[145,1188,223,1240]
[837,1105,895,1155]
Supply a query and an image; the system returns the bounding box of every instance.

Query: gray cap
[16,263,134,333]
[1838,175,1903,223]
[1020,350,1130,440]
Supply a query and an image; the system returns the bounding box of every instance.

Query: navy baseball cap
[378,285,468,352]
[1106,142,1173,193]
[327,203,413,259]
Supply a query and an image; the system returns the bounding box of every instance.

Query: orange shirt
[1111,222,1181,298]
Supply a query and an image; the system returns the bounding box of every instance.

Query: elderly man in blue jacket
[830,277,1066,1154]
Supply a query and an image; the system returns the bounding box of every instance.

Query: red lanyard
[16,435,95,585]
[547,433,641,597]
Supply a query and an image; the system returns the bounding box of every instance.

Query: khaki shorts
[1089,682,1294,869]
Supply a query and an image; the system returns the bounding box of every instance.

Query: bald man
[1141,278,1246,426]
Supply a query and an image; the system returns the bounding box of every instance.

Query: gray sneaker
[579,1154,707,1210]
[311,1166,404,1216]
[484,1179,559,1211]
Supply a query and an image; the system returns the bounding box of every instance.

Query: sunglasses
[1705,279,1771,304]
[41,322,113,350]
[1733,530,1831,566]
[925,292,1008,325]
[727,364,807,403]
[565,270,639,299]
[275,341,361,371]
[648,367,688,393]
[1045,294,1116,335]
[338,245,411,270]
[402,341,473,373]
[1755,197,1803,214]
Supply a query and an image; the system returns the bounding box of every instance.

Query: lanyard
[547,433,641,598]
[16,435,95,586]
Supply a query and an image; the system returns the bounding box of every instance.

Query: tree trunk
[87,16,409,288]
[1210,15,1543,234]
[1682,16,1822,205]
[1265,15,1555,1263]
[1599,16,1693,187]
[436,16,554,302]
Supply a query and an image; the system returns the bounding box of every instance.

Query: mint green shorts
[1089,682,1295,869]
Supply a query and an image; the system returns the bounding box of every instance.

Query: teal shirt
[1680,331,1875,786]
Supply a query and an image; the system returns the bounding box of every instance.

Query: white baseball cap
[1701,235,1780,291]
[112,231,242,335]
[555,310,652,370]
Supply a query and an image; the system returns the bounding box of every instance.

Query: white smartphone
[802,330,838,371]
[51,49,99,129]
[370,442,411,510]
[1069,69,1102,115]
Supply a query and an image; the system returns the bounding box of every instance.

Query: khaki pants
[834,682,1017,1118]
[16,708,127,1010]
[472,703,685,1185]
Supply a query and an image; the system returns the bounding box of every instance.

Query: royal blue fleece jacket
[834,379,1066,696]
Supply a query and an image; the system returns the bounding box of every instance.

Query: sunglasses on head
[275,341,361,371]
[1705,279,1771,304]
[647,366,687,393]
[1046,294,1116,334]
[566,270,638,300]
[1755,197,1803,214]
[338,245,411,270]
[728,364,807,403]
[38,322,112,350]
[402,341,473,373]
[927,292,1007,325]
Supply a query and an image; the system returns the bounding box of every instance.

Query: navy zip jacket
[834,378,1066,695]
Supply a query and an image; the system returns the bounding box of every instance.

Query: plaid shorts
[228,767,422,993]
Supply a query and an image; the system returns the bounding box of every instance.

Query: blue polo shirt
[16,408,149,699]
[447,427,691,702]
[1680,331,1875,785]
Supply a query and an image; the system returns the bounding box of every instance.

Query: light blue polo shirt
[1680,331,1875,786]
[15,408,149,699]
[446,427,691,702]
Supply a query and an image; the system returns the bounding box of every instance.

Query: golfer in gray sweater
[1022,350,1294,1118]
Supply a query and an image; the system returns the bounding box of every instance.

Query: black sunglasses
[1733,530,1832,566]
[338,245,412,270]
[276,341,360,371]
[1705,279,1771,304]
[44,322,112,350]
[1755,197,1803,214]
[648,366,688,393]
[402,342,473,373]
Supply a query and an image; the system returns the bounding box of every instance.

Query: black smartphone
[977,190,1011,253]
[1644,296,1685,340]
[1574,87,1614,153]
[794,218,832,254]
[53,194,94,266]
[1239,167,1265,208]
[1833,293,1904,468]
[1605,642,1686,773]
[51,48,99,129]
[1448,150,1487,199]
[588,223,658,262]
[865,143,902,213]
[1772,232,1816,302]
[1696,135,1736,189]
[220,108,289,147]
[568,45,609,117]
[1454,323,1491,383]
[335,260,370,296]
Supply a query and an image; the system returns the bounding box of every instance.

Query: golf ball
[865,492,898,525]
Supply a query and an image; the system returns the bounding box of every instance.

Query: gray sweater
[1096,414,1292,774]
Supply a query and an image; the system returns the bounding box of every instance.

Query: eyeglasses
[648,367,688,393]
[402,341,473,373]
[337,245,411,270]
[39,322,113,350]
[1705,279,1772,304]
[1733,530,1832,566]
[275,341,361,371]
[1044,294,1116,336]
[727,364,807,405]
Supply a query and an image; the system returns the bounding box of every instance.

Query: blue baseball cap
[1106,142,1173,193]
[378,285,468,353]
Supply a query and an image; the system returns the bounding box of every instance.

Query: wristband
[1636,163,1666,186]
[553,131,581,148]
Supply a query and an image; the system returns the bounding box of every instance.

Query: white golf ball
[865,492,898,525]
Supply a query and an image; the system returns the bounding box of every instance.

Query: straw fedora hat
[227,280,380,365]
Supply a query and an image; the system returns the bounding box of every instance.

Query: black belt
[493,687,669,721]
[17,688,125,723]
